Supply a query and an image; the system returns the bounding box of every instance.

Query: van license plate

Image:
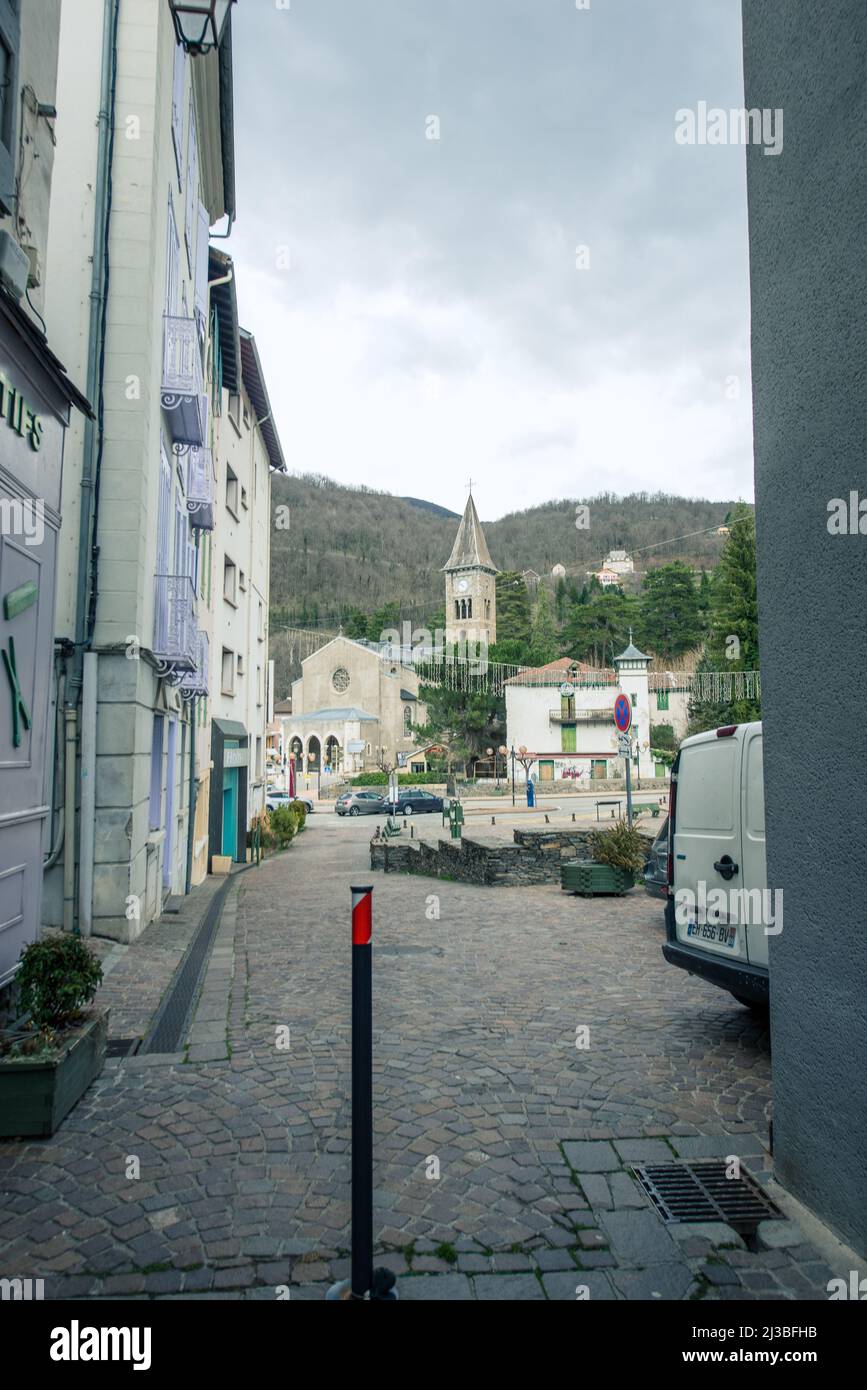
[687,921,737,949]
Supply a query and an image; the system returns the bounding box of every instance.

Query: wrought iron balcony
[549,707,611,724]
[161,314,206,446]
[179,629,210,700]
[153,574,197,675]
[186,445,215,530]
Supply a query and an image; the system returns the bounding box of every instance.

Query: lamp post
[168,0,235,55]
[510,744,516,807]
[485,747,493,788]
[497,744,507,793]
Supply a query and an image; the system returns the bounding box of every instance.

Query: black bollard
[350,885,374,1299]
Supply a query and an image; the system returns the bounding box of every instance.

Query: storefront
[0,296,90,989]
[208,718,249,868]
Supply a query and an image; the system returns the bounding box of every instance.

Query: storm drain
[139,877,232,1054]
[633,1161,783,1232]
[106,1038,140,1059]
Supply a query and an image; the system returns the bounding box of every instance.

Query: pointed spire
[443,493,496,572]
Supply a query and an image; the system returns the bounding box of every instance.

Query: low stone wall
[369,827,652,887]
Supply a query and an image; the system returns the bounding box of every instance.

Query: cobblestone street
[0,820,841,1300]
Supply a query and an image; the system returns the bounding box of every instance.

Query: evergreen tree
[529,585,560,664]
[688,504,760,733]
[639,561,702,659]
[414,685,506,776]
[495,571,532,643]
[562,589,639,668]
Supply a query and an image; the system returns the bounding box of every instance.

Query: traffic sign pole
[614,696,634,827]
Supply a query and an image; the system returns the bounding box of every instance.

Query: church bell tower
[443,491,498,649]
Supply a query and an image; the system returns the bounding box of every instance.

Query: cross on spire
[466,476,474,494]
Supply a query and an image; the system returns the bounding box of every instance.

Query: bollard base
[326,1268,399,1301]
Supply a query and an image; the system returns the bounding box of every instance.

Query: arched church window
[404,705,413,735]
[454,600,460,618]
[467,599,472,618]
[332,667,350,693]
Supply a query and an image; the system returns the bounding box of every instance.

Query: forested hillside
[269,472,743,631]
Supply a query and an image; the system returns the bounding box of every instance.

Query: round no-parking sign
[614,693,632,733]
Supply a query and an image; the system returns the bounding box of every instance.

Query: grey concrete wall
[742,0,867,1253]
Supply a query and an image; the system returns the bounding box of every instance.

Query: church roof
[443,493,497,573]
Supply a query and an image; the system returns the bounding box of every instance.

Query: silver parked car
[266,788,314,814]
[335,789,388,816]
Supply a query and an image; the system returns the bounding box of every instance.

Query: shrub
[290,800,308,831]
[269,804,297,847]
[17,934,103,1033]
[586,822,647,877]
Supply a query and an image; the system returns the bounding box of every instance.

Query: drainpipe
[185,697,197,894]
[70,0,118,708]
[79,653,98,937]
[63,706,77,935]
[63,0,118,933]
[43,656,66,871]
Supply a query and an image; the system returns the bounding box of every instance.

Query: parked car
[663,721,769,1010]
[378,788,444,816]
[335,789,389,816]
[643,816,669,900]
[266,789,314,815]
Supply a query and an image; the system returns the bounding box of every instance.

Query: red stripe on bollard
[351,885,373,945]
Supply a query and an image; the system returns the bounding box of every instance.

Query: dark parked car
[643,816,669,900]
[335,790,389,816]
[378,788,444,816]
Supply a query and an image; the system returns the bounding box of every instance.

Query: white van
[663,721,771,1010]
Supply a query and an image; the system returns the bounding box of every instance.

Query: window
[221,648,234,695]
[226,465,239,515]
[223,555,237,604]
[149,715,165,830]
[0,0,20,216]
[591,759,607,780]
[256,666,263,706]
[403,705,413,736]
[256,737,263,778]
[257,601,265,642]
[228,392,241,430]
[656,689,670,711]
[332,667,350,693]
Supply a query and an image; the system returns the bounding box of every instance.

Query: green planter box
[561,860,634,897]
[0,1009,109,1138]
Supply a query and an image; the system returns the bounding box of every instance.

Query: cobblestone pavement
[0,820,843,1300]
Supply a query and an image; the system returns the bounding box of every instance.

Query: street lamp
[169,0,234,55]
[497,744,507,792]
[510,744,516,807]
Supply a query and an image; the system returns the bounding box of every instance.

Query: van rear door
[740,726,769,968]
[672,730,749,964]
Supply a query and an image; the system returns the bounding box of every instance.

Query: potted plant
[562,821,647,896]
[0,933,107,1138]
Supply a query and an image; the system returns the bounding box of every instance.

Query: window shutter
[165,194,180,316]
[185,99,199,272]
[157,441,172,574]
[171,41,186,179]
[194,201,210,328]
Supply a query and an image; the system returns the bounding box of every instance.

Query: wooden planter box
[561,860,635,897]
[0,1009,109,1138]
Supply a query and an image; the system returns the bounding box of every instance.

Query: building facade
[0,0,91,989]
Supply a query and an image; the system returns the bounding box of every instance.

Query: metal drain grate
[633,1161,783,1231]
[106,1038,140,1058]
[139,877,232,1054]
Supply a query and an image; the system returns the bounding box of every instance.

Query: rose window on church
[332,667,350,693]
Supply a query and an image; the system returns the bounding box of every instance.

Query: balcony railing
[161,314,206,447]
[179,629,210,699]
[549,707,612,724]
[153,574,197,674]
[186,445,215,530]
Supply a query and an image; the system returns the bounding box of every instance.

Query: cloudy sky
[229,0,753,517]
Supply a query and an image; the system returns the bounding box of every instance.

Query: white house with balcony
[504,639,664,785]
[44,0,236,940]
